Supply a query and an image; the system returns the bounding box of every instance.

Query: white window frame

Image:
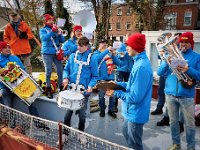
[126,22,131,30]
[117,7,122,16]
[116,22,121,30]
[126,7,132,16]
[164,12,177,30]
[184,11,192,26]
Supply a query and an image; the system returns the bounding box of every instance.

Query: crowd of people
[0,11,199,150]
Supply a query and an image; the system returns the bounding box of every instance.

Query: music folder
[96,80,126,91]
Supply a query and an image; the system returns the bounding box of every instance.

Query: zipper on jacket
[176,78,179,96]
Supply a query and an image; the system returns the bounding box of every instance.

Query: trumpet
[113,51,125,57]
[58,28,68,37]
[53,24,68,36]
[108,47,125,57]
[156,33,196,89]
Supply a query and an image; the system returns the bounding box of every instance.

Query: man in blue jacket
[157,32,200,150]
[106,33,152,150]
[62,25,83,57]
[62,37,98,144]
[93,39,119,118]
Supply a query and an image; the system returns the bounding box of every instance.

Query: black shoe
[99,111,105,117]
[46,87,53,99]
[108,111,117,119]
[113,106,118,113]
[179,122,184,133]
[157,116,169,126]
[151,109,163,115]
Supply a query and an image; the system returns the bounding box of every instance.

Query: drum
[57,90,85,110]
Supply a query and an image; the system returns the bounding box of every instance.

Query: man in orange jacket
[4,11,34,75]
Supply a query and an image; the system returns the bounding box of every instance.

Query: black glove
[19,31,28,39]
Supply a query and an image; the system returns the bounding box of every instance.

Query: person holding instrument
[39,13,65,99]
[157,32,200,150]
[61,37,98,145]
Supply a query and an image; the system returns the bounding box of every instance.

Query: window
[116,22,121,30]
[108,23,112,30]
[184,11,192,26]
[126,7,132,15]
[117,7,122,15]
[164,13,177,30]
[126,22,131,30]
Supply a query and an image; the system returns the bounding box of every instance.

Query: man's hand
[106,90,114,97]
[107,46,115,55]
[52,25,58,32]
[86,86,93,93]
[19,31,28,39]
[177,64,189,73]
[62,78,69,90]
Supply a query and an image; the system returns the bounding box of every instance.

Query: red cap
[0,41,9,51]
[178,32,194,49]
[73,25,82,33]
[43,14,54,22]
[126,33,146,53]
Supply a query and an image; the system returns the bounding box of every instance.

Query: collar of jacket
[182,48,192,54]
[133,51,146,61]
[0,54,10,61]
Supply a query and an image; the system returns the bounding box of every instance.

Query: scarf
[104,55,114,74]
[11,20,21,36]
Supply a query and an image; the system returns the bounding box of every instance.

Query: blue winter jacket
[0,54,26,89]
[114,51,153,124]
[93,49,119,81]
[157,48,200,98]
[39,26,65,54]
[63,49,98,89]
[115,43,134,72]
[62,37,78,57]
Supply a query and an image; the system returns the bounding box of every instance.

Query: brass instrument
[156,33,196,88]
[112,51,125,57]
[57,27,68,37]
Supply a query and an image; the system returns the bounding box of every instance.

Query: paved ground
[84,98,200,150]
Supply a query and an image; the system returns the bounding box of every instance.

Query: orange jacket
[3,21,34,55]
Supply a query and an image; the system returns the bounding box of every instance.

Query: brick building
[108,4,137,42]
[164,0,200,30]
